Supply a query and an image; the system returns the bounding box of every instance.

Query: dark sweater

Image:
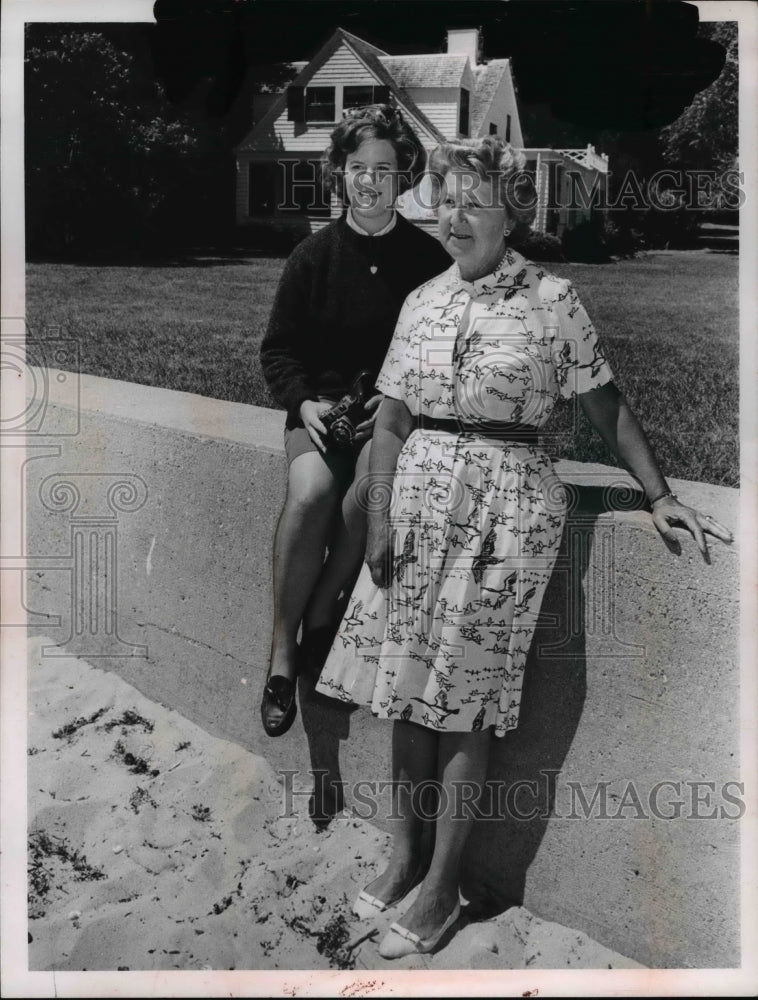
[260,214,451,423]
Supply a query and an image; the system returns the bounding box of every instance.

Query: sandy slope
[27,637,643,972]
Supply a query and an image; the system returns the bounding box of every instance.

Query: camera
[320,370,374,450]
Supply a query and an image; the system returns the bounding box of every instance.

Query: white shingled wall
[408,87,459,138]
[478,64,524,147]
[241,43,377,155]
[309,45,376,85]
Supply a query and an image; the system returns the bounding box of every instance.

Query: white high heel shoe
[353,886,392,921]
[352,864,425,921]
[378,900,461,959]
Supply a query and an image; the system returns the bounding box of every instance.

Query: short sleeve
[550,281,614,399]
[374,295,417,409]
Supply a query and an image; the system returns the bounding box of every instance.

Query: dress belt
[416,415,541,443]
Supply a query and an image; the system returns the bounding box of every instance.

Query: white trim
[346,208,397,236]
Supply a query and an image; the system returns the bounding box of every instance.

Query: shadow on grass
[27,246,294,267]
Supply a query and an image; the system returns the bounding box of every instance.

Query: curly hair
[428,136,538,239]
[321,104,427,196]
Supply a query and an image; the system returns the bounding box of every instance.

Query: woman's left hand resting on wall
[579,381,734,560]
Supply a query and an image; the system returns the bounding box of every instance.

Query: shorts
[284,397,366,482]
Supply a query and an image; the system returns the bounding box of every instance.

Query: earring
[504,228,511,238]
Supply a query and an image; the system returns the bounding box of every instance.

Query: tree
[25,27,212,256]
[659,22,737,173]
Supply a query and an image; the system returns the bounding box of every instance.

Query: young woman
[259,105,450,739]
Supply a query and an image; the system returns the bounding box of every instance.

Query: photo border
[2,0,757,995]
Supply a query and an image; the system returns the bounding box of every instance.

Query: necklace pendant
[370,265,378,275]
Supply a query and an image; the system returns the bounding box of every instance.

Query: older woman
[259,105,450,740]
[315,136,732,957]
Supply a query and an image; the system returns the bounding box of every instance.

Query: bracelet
[648,488,677,505]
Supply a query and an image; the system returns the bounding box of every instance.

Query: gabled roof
[471,59,511,137]
[236,27,445,151]
[336,30,445,142]
[338,28,389,61]
[379,54,468,89]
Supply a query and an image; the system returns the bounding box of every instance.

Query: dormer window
[288,83,392,124]
[287,85,336,123]
[343,85,375,110]
[459,88,470,137]
[305,87,336,122]
[343,85,391,113]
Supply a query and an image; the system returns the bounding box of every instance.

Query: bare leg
[361,720,438,903]
[268,452,344,682]
[295,441,369,820]
[393,729,492,936]
[303,439,372,634]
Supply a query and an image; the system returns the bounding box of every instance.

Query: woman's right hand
[365,516,393,588]
[299,399,334,454]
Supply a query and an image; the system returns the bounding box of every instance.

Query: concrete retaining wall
[23,371,741,969]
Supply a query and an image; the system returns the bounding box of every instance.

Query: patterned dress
[315,247,614,736]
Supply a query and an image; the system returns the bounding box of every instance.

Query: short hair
[322,104,427,195]
[428,136,537,239]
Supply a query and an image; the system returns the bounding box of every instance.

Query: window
[248,162,276,216]
[280,159,331,216]
[489,123,498,135]
[343,85,374,110]
[288,83,392,123]
[305,86,336,123]
[343,85,392,111]
[459,88,470,137]
[505,114,512,143]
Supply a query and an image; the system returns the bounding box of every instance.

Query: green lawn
[25,250,738,487]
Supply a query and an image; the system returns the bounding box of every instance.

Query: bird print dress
[315,247,614,736]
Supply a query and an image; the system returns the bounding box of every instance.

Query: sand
[27,636,644,973]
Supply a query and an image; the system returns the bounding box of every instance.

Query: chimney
[446,28,481,66]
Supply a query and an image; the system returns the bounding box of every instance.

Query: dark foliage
[514,231,566,263]
[25,26,233,258]
[562,219,612,264]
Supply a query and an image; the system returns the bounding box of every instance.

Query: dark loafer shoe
[261,674,297,737]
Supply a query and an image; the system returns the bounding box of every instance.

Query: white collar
[346,208,397,237]
[444,246,527,295]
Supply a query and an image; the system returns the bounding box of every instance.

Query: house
[235,27,608,238]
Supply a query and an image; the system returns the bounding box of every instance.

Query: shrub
[513,230,565,262]
[640,206,701,249]
[603,218,646,257]
[561,218,612,263]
